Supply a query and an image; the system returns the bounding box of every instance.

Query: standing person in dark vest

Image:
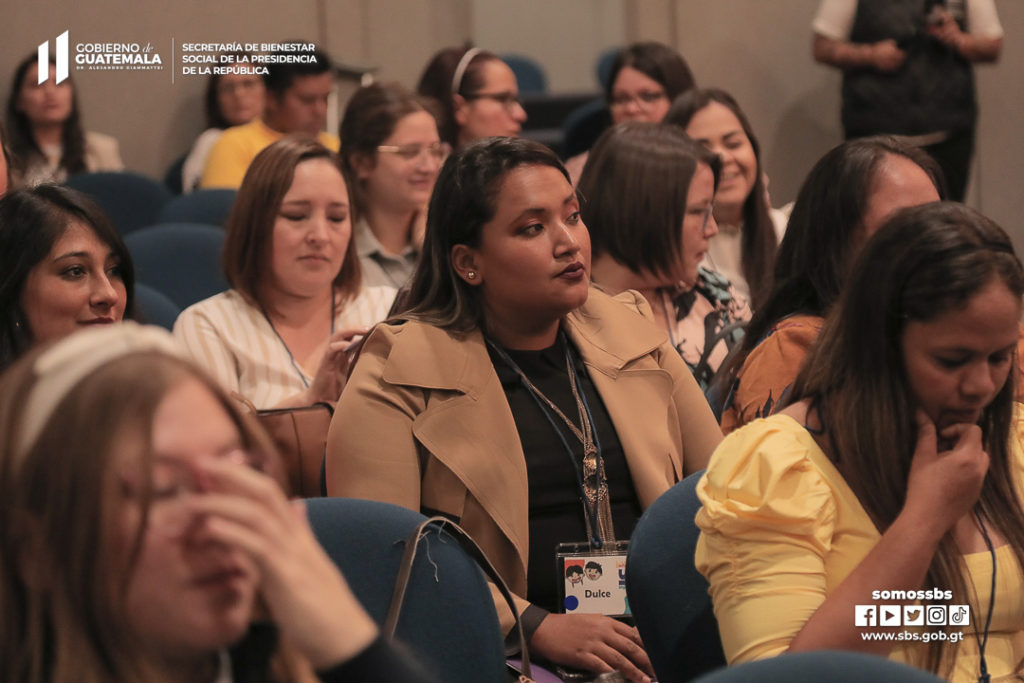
[812,0,1002,201]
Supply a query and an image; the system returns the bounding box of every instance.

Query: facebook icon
[855,605,877,627]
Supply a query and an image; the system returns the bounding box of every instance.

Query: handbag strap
[384,516,535,682]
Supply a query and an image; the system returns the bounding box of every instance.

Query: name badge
[556,541,630,617]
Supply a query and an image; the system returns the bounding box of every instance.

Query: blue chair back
[305,498,507,683]
[627,470,725,682]
[66,171,172,236]
[500,54,548,94]
[561,97,612,160]
[159,189,237,227]
[692,650,945,682]
[596,46,621,89]
[163,153,187,195]
[124,223,227,309]
[133,283,181,331]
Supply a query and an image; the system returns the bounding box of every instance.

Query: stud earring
[467,271,476,280]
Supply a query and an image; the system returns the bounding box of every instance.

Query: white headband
[16,323,184,462]
[451,47,482,96]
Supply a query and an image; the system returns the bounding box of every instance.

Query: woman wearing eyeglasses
[565,42,695,184]
[416,47,527,148]
[581,122,752,393]
[339,83,447,291]
[666,89,786,311]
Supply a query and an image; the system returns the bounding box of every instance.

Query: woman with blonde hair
[0,323,435,682]
[175,136,394,409]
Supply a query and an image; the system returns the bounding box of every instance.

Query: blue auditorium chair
[124,223,227,309]
[158,188,237,228]
[627,470,725,682]
[305,498,508,682]
[133,283,181,331]
[66,171,172,236]
[500,54,548,94]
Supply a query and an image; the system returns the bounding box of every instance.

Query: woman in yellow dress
[696,202,1024,681]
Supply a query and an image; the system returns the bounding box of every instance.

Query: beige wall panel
[657,0,1021,248]
[0,0,469,179]
[471,0,626,92]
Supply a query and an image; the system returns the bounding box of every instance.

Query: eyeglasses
[119,450,262,537]
[691,204,715,234]
[463,91,523,113]
[377,141,452,162]
[609,90,667,110]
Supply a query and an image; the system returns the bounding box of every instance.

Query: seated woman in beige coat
[326,137,722,682]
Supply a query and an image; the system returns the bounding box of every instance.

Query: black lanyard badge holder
[489,332,632,619]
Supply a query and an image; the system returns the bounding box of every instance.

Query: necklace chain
[492,335,614,543]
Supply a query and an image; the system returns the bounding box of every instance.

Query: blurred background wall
[2,0,1020,243]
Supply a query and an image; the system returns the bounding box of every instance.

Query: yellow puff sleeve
[694,417,837,664]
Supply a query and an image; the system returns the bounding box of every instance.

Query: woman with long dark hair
[665,88,784,310]
[696,202,1024,680]
[5,54,123,185]
[327,137,721,681]
[0,184,133,371]
[713,136,942,432]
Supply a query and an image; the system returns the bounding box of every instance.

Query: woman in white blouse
[174,136,394,408]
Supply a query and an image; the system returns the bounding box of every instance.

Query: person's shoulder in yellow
[199,118,339,190]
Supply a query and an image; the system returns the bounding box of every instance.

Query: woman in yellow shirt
[696,202,1024,680]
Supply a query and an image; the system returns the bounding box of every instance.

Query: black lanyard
[487,332,610,548]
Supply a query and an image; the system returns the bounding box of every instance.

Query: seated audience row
[3,70,1021,680]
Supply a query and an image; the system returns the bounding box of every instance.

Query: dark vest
[842,0,976,137]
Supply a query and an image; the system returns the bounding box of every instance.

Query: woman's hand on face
[185,456,379,670]
[904,411,988,537]
[529,613,653,683]
[305,327,367,405]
